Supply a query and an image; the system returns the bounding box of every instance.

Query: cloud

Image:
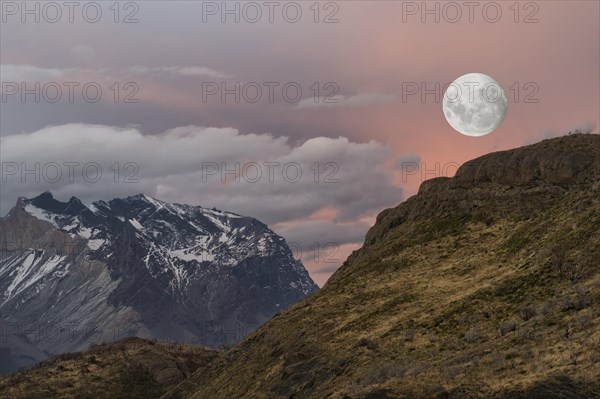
[0,124,402,230]
[277,220,370,247]
[1,124,402,287]
[125,66,232,79]
[296,93,396,109]
[0,64,232,83]
[0,64,75,82]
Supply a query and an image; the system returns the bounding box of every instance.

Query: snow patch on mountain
[24,204,58,226]
[129,219,144,230]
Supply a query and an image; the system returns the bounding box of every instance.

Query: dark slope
[165,134,600,399]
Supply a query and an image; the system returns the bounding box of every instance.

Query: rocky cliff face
[0,193,318,374]
[162,134,600,399]
[361,134,599,249]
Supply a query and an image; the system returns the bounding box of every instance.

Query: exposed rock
[0,193,317,374]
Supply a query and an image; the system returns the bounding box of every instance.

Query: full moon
[442,73,508,137]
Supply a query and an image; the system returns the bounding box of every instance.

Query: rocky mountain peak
[0,193,318,373]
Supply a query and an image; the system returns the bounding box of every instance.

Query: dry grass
[0,337,219,399]
[163,184,600,399]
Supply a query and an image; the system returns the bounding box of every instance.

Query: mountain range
[0,192,318,374]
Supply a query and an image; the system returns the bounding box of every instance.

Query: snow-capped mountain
[0,192,318,373]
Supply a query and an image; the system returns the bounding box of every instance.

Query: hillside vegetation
[165,134,600,399]
[0,337,218,399]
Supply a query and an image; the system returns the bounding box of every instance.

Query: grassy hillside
[163,134,600,399]
[0,337,218,399]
